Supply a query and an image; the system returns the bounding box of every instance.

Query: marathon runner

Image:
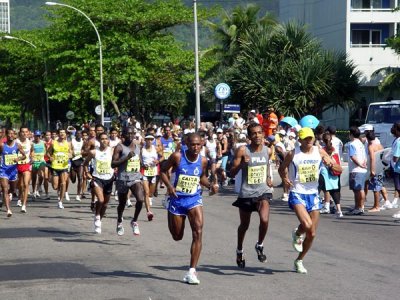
[31,130,46,200]
[70,130,84,201]
[16,127,32,212]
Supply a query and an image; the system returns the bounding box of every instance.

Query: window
[371,30,381,44]
[351,29,382,46]
[352,0,371,9]
[352,30,370,44]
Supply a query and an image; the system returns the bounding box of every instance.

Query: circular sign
[215,83,231,100]
[95,105,102,116]
[66,111,75,120]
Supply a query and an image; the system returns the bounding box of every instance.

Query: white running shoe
[281,193,289,202]
[130,220,140,236]
[21,205,26,213]
[32,191,37,199]
[381,201,393,210]
[116,223,124,236]
[183,271,200,285]
[392,198,399,209]
[115,194,119,201]
[294,259,308,274]
[35,191,40,198]
[292,228,305,253]
[127,199,133,208]
[320,206,330,214]
[58,201,64,209]
[336,211,343,219]
[65,192,70,201]
[17,200,22,207]
[94,218,101,234]
[76,195,81,202]
[392,211,400,219]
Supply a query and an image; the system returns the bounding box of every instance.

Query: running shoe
[32,191,37,199]
[255,243,267,263]
[294,259,307,274]
[45,194,50,200]
[381,201,393,210]
[392,198,399,209]
[320,207,330,214]
[345,208,364,215]
[292,228,305,253]
[336,211,343,219]
[130,220,140,236]
[17,200,22,207]
[94,218,101,234]
[35,191,40,198]
[236,249,245,268]
[76,195,81,202]
[7,210,12,217]
[183,271,200,285]
[392,211,400,219]
[21,205,26,213]
[114,194,119,201]
[127,199,133,208]
[147,211,154,221]
[281,193,288,202]
[65,192,70,201]
[58,201,64,209]
[116,223,124,236]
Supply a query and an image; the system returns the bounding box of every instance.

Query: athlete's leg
[1,178,11,213]
[21,171,31,206]
[58,172,68,202]
[131,183,144,222]
[142,179,151,213]
[168,211,186,241]
[187,206,204,269]
[256,200,270,245]
[237,209,251,251]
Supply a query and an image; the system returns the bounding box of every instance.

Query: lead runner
[160,132,218,285]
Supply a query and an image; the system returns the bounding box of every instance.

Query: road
[0,175,399,300]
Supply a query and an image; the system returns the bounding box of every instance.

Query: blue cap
[267,135,275,142]
[34,130,41,136]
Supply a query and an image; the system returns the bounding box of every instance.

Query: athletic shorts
[394,172,400,192]
[232,193,272,212]
[168,195,203,216]
[0,167,18,181]
[91,176,114,195]
[142,175,157,184]
[288,191,321,213]
[17,163,31,173]
[32,161,46,171]
[71,158,84,169]
[368,174,384,192]
[116,180,144,200]
[52,169,69,176]
[349,172,367,191]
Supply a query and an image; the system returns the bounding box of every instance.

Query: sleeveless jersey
[32,141,46,162]
[142,145,158,177]
[71,138,84,160]
[1,141,19,168]
[16,139,31,164]
[206,139,217,159]
[116,143,142,181]
[173,151,202,198]
[51,140,70,170]
[92,147,114,180]
[239,145,272,198]
[289,146,322,194]
[161,137,174,159]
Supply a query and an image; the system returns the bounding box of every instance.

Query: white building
[280,0,400,128]
[0,0,9,33]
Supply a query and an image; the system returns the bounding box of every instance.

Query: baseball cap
[279,129,286,136]
[216,128,223,133]
[34,130,41,136]
[145,134,155,139]
[298,127,315,139]
[267,135,275,142]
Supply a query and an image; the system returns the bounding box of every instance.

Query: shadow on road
[91,270,182,283]
[0,227,81,239]
[53,237,131,246]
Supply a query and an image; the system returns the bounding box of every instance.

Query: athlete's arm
[111,144,131,168]
[160,151,180,198]
[30,143,34,160]
[278,150,294,188]
[68,141,73,158]
[230,146,246,177]
[82,149,95,179]
[17,144,26,162]
[156,148,164,164]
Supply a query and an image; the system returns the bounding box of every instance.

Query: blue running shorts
[168,195,203,216]
[288,191,321,213]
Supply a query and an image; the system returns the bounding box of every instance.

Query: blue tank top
[161,137,174,151]
[1,142,19,169]
[173,151,202,198]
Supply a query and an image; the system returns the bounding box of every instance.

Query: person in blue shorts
[160,133,218,285]
[279,127,341,274]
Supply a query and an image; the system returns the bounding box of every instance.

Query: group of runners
[1,114,400,284]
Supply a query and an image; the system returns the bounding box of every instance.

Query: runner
[83,132,114,234]
[0,129,26,216]
[160,132,218,285]
[16,127,32,212]
[141,134,164,220]
[278,127,341,274]
[112,127,144,236]
[31,131,46,201]
[159,126,174,190]
[230,123,273,268]
[43,131,52,199]
[47,128,71,209]
[70,130,84,201]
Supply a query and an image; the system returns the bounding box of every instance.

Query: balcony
[351,0,396,11]
[350,23,393,47]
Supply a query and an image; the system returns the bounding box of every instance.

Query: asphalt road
[1,174,399,300]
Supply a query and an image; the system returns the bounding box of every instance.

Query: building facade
[0,0,10,33]
[280,0,400,128]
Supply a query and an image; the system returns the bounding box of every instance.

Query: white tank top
[142,145,158,177]
[71,138,83,160]
[92,147,114,180]
[289,146,322,194]
[206,139,217,159]
[16,139,31,164]
[109,138,120,148]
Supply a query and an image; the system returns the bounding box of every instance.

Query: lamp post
[45,1,104,125]
[193,0,201,130]
[3,35,51,130]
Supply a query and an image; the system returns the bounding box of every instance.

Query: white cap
[288,132,296,138]
[279,129,286,136]
[216,128,223,133]
[250,110,256,113]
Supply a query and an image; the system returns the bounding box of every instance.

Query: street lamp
[45,1,104,125]
[193,0,201,130]
[3,35,51,130]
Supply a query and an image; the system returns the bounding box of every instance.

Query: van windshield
[366,104,400,124]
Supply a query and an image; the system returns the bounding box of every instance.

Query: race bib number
[126,158,140,173]
[4,154,17,166]
[298,164,319,183]
[176,175,200,194]
[248,165,267,185]
[163,150,172,160]
[73,150,82,160]
[55,153,68,166]
[96,160,111,175]
[33,153,44,162]
[17,153,29,164]
[144,166,158,177]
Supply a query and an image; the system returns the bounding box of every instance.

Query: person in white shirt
[327,126,343,161]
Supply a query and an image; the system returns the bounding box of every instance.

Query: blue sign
[224,104,240,113]
[215,83,231,100]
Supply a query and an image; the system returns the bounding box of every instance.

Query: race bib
[298,164,319,183]
[17,153,30,164]
[4,154,17,166]
[248,165,267,185]
[96,160,111,175]
[53,152,69,169]
[73,150,82,160]
[163,150,172,160]
[176,175,200,194]
[144,166,158,177]
[126,158,140,173]
[33,153,44,162]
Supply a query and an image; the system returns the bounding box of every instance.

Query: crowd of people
[1,110,400,283]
